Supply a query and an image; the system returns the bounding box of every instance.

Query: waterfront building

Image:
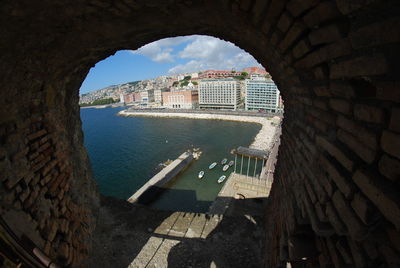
[242,66,268,75]
[245,78,280,112]
[162,90,198,109]
[140,89,154,103]
[123,93,135,104]
[198,70,242,79]
[199,79,241,110]
[154,88,169,104]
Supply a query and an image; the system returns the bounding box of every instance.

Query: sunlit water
[81,107,261,212]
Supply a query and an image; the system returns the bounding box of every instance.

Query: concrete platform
[128,151,194,204]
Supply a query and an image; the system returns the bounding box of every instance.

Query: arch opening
[1,1,400,267]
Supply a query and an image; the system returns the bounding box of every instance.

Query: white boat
[222,164,229,171]
[198,171,205,179]
[218,175,226,183]
[228,160,234,167]
[209,162,217,169]
[221,158,227,165]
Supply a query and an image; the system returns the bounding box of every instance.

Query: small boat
[221,158,227,165]
[198,171,205,179]
[209,162,217,169]
[218,175,226,183]
[228,160,234,166]
[222,164,229,171]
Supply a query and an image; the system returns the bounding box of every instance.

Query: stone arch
[1,0,399,267]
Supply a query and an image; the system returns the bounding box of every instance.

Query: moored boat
[198,171,205,179]
[221,158,227,165]
[222,164,229,171]
[209,162,217,169]
[228,160,234,166]
[218,175,226,183]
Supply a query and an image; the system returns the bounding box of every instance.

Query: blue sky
[79,35,262,94]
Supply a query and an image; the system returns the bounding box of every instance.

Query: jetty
[128,151,194,204]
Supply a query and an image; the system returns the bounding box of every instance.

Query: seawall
[118,110,279,151]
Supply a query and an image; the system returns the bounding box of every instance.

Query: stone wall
[0,0,399,267]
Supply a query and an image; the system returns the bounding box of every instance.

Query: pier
[128,151,194,204]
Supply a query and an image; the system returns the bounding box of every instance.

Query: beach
[118,110,279,151]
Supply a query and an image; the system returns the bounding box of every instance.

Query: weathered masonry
[0,0,399,267]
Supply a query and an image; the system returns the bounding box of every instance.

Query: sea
[80,107,262,212]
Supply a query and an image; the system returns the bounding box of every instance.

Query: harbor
[124,110,282,215]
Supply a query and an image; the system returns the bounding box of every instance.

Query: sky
[79,35,263,94]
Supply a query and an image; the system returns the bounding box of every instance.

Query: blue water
[80,107,261,212]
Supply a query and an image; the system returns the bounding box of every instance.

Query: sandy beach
[118,110,279,151]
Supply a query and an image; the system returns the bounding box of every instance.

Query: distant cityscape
[79,67,284,113]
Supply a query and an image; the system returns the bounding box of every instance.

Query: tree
[184,75,191,80]
[180,80,189,87]
[172,81,179,87]
[192,81,198,85]
[241,72,248,77]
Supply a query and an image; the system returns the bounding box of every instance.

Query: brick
[313,100,328,111]
[378,244,400,265]
[336,115,377,150]
[303,1,341,27]
[286,0,319,17]
[315,202,328,222]
[336,239,353,265]
[329,81,355,98]
[350,18,400,49]
[302,187,334,236]
[353,170,400,228]
[27,129,47,141]
[292,39,310,59]
[279,21,306,52]
[316,136,354,171]
[351,193,377,225]
[313,86,331,97]
[362,240,379,260]
[375,81,400,102]
[389,107,400,133]
[330,54,389,79]
[329,98,350,114]
[347,239,367,268]
[337,129,376,164]
[354,104,385,124]
[326,202,348,235]
[332,190,367,240]
[326,238,344,267]
[320,155,353,198]
[251,0,270,25]
[263,0,286,29]
[386,228,400,253]
[309,24,344,45]
[277,12,292,32]
[378,154,400,181]
[381,131,400,159]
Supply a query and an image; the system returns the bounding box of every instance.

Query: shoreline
[118,110,278,151]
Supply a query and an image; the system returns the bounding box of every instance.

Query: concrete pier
[128,151,194,204]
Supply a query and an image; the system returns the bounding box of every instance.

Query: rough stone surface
[0,0,399,267]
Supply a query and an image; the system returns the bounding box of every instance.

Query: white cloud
[131,36,197,63]
[131,35,262,73]
[169,35,262,74]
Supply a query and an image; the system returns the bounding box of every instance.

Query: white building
[154,88,169,104]
[199,79,241,110]
[245,78,280,112]
[140,90,154,103]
